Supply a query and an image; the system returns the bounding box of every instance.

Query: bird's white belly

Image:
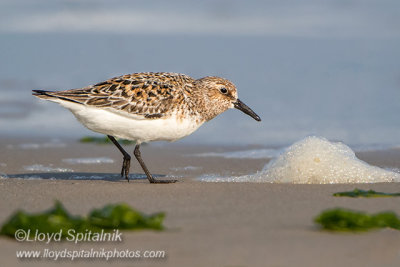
[59,101,203,143]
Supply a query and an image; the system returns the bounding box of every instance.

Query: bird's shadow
[5,172,167,182]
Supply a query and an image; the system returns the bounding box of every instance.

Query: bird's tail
[32,89,84,105]
[32,90,56,100]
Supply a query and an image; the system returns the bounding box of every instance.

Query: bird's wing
[38,72,195,119]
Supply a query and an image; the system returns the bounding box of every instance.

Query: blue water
[0,0,399,146]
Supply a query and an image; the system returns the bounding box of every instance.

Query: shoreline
[1,137,400,266]
[1,137,399,180]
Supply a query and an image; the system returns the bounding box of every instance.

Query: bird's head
[195,76,261,122]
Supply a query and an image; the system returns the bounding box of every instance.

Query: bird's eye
[219,88,228,94]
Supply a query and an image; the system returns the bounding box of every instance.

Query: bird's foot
[121,156,131,181]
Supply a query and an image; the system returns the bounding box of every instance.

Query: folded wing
[33,72,194,119]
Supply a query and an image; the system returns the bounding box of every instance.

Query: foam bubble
[200,136,400,184]
[169,166,202,171]
[23,164,73,173]
[16,140,66,149]
[62,157,114,164]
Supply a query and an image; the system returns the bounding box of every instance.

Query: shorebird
[33,72,261,183]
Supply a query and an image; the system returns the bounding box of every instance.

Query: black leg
[107,135,131,181]
[133,144,177,184]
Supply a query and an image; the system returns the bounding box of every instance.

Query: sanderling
[33,72,261,183]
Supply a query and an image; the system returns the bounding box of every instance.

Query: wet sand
[1,138,400,266]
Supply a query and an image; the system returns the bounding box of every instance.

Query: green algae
[88,203,165,231]
[333,188,400,198]
[0,201,165,239]
[315,208,400,232]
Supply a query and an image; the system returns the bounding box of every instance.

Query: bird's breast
[62,101,204,143]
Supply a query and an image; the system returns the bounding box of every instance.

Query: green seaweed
[89,203,165,230]
[0,201,90,239]
[315,208,400,232]
[333,188,400,198]
[79,136,135,145]
[0,201,165,239]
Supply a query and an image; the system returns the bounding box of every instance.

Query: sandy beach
[1,0,400,266]
[0,138,400,266]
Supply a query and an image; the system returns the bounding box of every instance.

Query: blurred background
[0,0,399,146]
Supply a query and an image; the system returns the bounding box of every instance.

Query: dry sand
[1,138,400,267]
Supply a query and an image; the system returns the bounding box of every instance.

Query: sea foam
[62,157,114,164]
[23,164,73,173]
[200,136,400,184]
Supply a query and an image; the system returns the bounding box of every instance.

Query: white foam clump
[262,136,400,183]
[201,136,400,184]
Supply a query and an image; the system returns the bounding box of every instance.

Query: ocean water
[2,135,399,183]
[62,157,114,164]
[192,148,282,159]
[22,164,73,173]
[0,0,399,147]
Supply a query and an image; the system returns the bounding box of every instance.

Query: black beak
[233,99,261,121]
